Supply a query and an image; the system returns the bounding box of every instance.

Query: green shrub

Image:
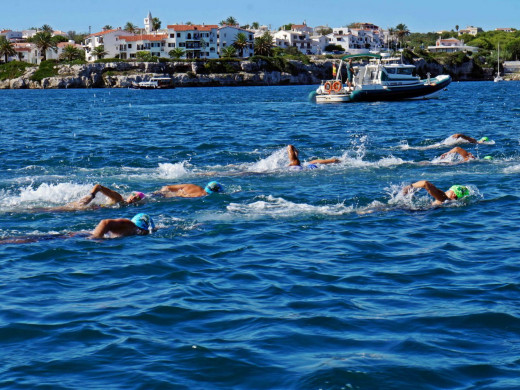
[30,60,58,81]
[200,59,239,74]
[94,58,125,63]
[0,61,35,81]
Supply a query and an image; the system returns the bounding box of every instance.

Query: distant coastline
[0,51,510,89]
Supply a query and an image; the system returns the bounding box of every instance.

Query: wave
[224,195,355,219]
[399,135,496,151]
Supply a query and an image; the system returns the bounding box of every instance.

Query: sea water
[0,83,519,389]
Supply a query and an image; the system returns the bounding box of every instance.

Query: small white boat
[315,54,451,103]
[131,77,175,89]
[494,43,504,82]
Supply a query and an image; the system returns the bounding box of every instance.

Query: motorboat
[131,77,175,89]
[315,53,451,103]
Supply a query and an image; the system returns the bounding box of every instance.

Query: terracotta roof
[87,28,130,38]
[1,30,11,33]
[166,24,218,32]
[120,34,167,42]
[57,42,83,48]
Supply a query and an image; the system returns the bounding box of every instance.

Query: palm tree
[455,25,459,33]
[254,32,273,56]
[0,36,16,63]
[233,32,249,57]
[152,17,161,31]
[124,22,137,34]
[40,24,53,33]
[59,44,84,61]
[221,45,236,58]
[31,31,57,61]
[200,38,207,59]
[220,16,238,26]
[251,22,260,30]
[92,45,108,60]
[395,23,410,47]
[186,21,193,26]
[102,25,113,31]
[169,48,185,59]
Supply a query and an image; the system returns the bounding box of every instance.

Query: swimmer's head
[204,181,223,194]
[478,137,489,143]
[127,191,146,204]
[447,185,470,200]
[131,213,155,232]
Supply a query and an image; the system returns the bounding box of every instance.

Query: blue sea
[1,82,520,389]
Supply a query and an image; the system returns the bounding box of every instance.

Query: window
[170,34,175,38]
[187,33,191,39]
[177,33,181,38]
[128,44,132,48]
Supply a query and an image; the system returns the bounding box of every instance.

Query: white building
[458,26,483,36]
[428,37,478,53]
[165,24,219,59]
[218,26,254,57]
[118,34,168,59]
[273,29,313,54]
[84,28,135,61]
[0,30,23,42]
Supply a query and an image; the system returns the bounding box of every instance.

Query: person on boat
[91,213,155,239]
[402,180,470,206]
[154,181,223,198]
[346,59,354,89]
[287,144,340,169]
[439,146,475,162]
[451,134,489,144]
[65,184,146,210]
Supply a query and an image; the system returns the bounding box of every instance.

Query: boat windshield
[384,66,414,75]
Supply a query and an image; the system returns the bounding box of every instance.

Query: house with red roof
[165,24,219,59]
[218,26,254,57]
[84,28,135,61]
[119,34,168,60]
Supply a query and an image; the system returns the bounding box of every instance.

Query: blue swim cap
[204,181,223,194]
[131,213,155,231]
[306,164,318,170]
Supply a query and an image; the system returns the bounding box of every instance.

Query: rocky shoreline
[0,57,500,90]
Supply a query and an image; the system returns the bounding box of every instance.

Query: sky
[1,0,519,34]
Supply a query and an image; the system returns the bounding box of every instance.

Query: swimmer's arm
[452,134,477,143]
[157,184,189,193]
[86,184,125,205]
[440,147,475,161]
[403,180,449,203]
[308,157,341,165]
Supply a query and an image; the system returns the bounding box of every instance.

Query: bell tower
[144,11,153,33]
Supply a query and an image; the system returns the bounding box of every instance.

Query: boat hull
[349,75,451,102]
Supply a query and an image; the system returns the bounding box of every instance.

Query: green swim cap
[449,185,470,199]
[479,136,489,142]
[483,155,493,160]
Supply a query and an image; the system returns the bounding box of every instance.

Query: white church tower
[144,11,153,33]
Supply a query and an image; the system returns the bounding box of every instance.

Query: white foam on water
[0,183,95,209]
[224,195,355,219]
[504,164,520,174]
[156,162,190,179]
[247,148,288,172]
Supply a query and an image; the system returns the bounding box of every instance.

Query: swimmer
[0,213,155,244]
[91,213,155,239]
[439,146,475,162]
[64,184,146,210]
[403,180,470,206]
[154,181,223,198]
[287,144,340,169]
[451,134,489,144]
